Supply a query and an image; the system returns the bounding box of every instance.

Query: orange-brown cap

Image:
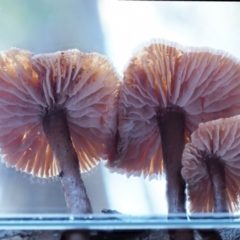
[107,39,240,178]
[0,48,120,178]
[182,116,240,212]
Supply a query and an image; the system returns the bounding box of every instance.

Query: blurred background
[0,0,239,215]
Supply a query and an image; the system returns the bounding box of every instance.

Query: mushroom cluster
[0,48,120,214]
[1,39,240,240]
[107,39,240,205]
[106,39,240,239]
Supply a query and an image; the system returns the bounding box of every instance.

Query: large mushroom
[182,115,240,213]
[0,48,120,214]
[106,39,240,239]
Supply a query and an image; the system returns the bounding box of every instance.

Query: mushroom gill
[182,115,240,213]
[0,48,121,214]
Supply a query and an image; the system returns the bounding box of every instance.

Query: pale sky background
[0,0,239,216]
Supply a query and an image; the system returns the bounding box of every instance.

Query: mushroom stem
[157,106,193,240]
[42,108,92,214]
[204,153,228,213]
[157,106,186,214]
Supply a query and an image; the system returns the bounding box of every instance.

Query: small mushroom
[106,39,240,240]
[0,48,120,214]
[182,116,240,213]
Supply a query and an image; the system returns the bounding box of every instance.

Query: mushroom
[106,39,240,239]
[0,48,120,214]
[182,115,240,213]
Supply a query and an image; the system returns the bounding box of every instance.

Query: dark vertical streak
[157,106,193,240]
[157,106,186,214]
[204,153,228,213]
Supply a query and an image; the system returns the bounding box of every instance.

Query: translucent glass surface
[0,214,238,230]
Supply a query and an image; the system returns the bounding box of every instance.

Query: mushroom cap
[107,38,240,178]
[0,48,120,178]
[181,116,240,212]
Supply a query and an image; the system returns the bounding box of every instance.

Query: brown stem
[204,153,228,213]
[157,106,186,213]
[42,108,92,214]
[157,106,193,240]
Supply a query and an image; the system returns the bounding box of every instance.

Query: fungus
[107,39,240,239]
[0,48,120,214]
[182,116,240,213]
